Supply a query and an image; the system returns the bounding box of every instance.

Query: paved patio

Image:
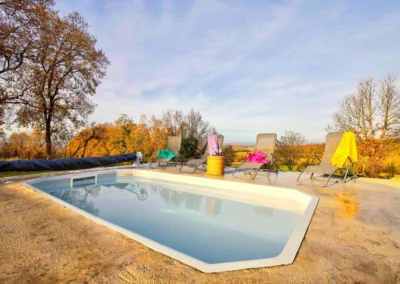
[0,166,399,283]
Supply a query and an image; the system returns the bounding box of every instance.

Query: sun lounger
[179,135,224,173]
[232,133,277,179]
[297,132,358,186]
[149,136,182,168]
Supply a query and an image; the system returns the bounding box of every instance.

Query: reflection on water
[151,186,222,216]
[100,182,149,200]
[206,197,222,216]
[50,185,101,216]
[336,190,358,217]
[50,182,150,216]
[151,186,201,209]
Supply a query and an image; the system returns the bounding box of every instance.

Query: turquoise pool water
[33,174,302,264]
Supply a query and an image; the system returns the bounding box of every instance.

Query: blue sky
[56,0,400,143]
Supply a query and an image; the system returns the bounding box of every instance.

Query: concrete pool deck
[0,166,399,283]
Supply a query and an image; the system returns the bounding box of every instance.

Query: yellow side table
[207,156,225,176]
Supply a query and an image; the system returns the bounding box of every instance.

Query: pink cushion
[247,151,269,163]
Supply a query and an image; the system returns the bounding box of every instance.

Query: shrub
[221,145,236,166]
[180,136,200,159]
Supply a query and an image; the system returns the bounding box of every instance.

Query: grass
[0,171,56,178]
[278,165,298,171]
[0,162,134,179]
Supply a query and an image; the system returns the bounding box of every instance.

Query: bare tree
[395,114,400,137]
[162,109,217,146]
[378,75,400,138]
[327,75,400,139]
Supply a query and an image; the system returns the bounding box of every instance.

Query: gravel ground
[0,170,399,283]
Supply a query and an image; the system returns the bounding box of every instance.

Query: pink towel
[208,135,219,156]
[247,151,269,163]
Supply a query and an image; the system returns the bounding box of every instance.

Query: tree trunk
[45,117,52,159]
[81,141,89,158]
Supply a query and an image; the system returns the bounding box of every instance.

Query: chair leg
[251,168,261,179]
[297,170,317,185]
[323,172,338,187]
[192,164,201,173]
[232,167,239,176]
[343,166,350,182]
[297,171,305,183]
[353,164,358,179]
[344,163,358,182]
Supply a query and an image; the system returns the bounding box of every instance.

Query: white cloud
[55,0,400,143]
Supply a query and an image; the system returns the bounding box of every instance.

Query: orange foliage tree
[66,115,168,162]
[356,137,393,178]
[295,143,325,171]
[2,130,45,159]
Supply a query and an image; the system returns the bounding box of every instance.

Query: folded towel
[247,151,269,163]
[157,149,175,159]
[208,134,219,156]
[331,132,358,167]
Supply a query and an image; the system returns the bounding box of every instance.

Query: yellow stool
[207,156,225,176]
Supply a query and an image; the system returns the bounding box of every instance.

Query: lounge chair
[149,136,182,169]
[179,135,224,173]
[232,133,278,179]
[297,132,358,187]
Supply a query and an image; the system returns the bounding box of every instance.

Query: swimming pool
[24,169,318,272]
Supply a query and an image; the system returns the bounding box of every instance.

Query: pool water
[34,174,302,264]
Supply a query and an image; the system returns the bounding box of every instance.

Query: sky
[56,0,400,144]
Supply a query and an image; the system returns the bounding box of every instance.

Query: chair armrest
[314,153,321,165]
[347,156,354,164]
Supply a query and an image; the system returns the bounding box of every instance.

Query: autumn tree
[66,122,107,158]
[127,115,152,158]
[295,143,324,171]
[0,0,54,129]
[3,11,109,158]
[107,114,134,155]
[7,130,45,159]
[144,115,169,158]
[53,122,77,157]
[275,130,306,171]
[65,115,166,162]
[0,0,54,74]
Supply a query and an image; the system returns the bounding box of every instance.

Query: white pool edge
[22,169,319,273]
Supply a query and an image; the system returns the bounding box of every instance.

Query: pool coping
[22,169,319,273]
